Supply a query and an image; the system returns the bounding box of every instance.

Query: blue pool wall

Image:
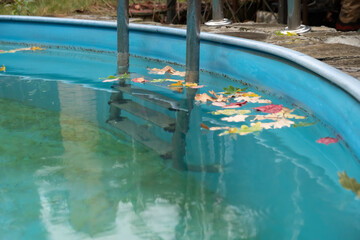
[0,16,359,159]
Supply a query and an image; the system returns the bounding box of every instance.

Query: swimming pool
[0,16,359,239]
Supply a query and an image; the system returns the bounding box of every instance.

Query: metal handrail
[117,0,201,82]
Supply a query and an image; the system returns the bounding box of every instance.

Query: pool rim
[0,15,359,103]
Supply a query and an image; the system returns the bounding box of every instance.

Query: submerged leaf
[0,65,5,72]
[169,86,183,93]
[293,121,316,128]
[316,137,338,145]
[253,104,283,113]
[338,171,360,198]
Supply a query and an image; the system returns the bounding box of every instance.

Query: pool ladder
[107,82,220,172]
[117,0,200,83]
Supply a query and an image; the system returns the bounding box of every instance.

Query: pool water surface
[0,44,359,239]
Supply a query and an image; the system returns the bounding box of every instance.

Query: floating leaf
[223,85,247,95]
[210,109,251,116]
[222,114,250,122]
[0,65,5,72]
[212,102,226,107]
[282,108,306,119]
[316,137,338,145]
[253,104,283,113]
[201,123,210,130]
[234,96,272,104]
[219,122,262,136]
[254,118,294,129]
[148,65,185,77]
[209,90,229,102]
[169,80,183,87]
[338,171,360,198]
[242,92,259,97]
[209,126,230,131]
[132,77,148,83]
[191,84,204,89]
[0,46,45,54]
[222,101,247,108]
[184,82,198,88]
[252,107,305,121]
[195,93,217,103]
[293,121,316,128]
[100,73,130,82]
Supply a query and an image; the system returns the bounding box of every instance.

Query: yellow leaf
[338,171,360,198]
[184,82,198,88]
[169,81,183,87]
[242,92,259,97]
[211,109,251,116]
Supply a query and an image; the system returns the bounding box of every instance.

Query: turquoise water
[0,44,359,239]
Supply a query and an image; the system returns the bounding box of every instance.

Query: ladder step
[113,85,187,112]
[107,118,172,159]
[110,100,176,132]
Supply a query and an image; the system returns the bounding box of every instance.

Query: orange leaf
[201,123,210,130]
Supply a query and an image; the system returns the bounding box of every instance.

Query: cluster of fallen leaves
[196,86,315,136]
[196,85,340,144]
[100,65,204,93]
[100,65,338,145]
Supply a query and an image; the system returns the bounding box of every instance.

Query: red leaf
[253,104,283,113]
[222,101,247,109]
[316,137,339,145]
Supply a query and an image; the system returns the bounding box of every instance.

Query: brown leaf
[338,171,360,198]
[201,123,210,130]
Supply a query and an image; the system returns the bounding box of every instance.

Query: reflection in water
[1,75,359,239]
[0,77,255,239]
